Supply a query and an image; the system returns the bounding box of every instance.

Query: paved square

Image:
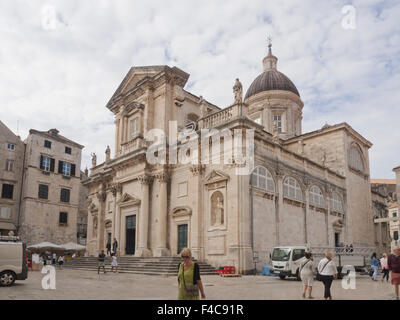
[0,269,397,300]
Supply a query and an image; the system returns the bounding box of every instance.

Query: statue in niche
[211,191,224,226]
[233,78,243,104]
[91,153,97,167]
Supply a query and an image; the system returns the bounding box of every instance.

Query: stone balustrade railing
[198,103,247,129]
[120,135,145,154]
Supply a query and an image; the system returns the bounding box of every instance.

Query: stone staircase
[64,256,218,275]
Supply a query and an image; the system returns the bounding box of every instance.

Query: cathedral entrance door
[177,224,188,255]
[126,215,136,255]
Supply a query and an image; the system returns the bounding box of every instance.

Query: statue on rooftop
[233,78,243,104]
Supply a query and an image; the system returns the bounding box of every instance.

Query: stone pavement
[0,269,398,300]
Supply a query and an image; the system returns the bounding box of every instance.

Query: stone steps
[64,257,218,275]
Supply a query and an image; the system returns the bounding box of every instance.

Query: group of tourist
[40,251,72,269]
[299,246,400,300]
[97,238,119,274]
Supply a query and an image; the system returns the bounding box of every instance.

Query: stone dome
[245,69,300,100]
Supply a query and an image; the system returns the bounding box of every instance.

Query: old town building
[0,121,25,235]
[18,129,84,245]
[83,43,377,273]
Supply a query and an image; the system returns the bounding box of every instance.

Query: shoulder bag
[316,260,331,281]
[182,263,199,298]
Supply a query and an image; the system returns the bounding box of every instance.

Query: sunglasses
[181,256,190,259]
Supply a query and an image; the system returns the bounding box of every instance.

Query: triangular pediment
[117,193,141,205]
[204,170,230,185]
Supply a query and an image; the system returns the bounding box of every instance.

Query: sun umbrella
[61,242,86,251]
[27,242,63,250]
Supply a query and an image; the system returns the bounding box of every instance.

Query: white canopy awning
[27,242,63,250]
[61,242,86,251]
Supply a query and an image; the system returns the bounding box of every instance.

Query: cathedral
[84,42,374,273]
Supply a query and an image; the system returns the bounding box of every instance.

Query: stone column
[190,165,204,260]
[304,180,310,244]
[111,183,122,256]
[275,170,284,246]
[96,190,106,252]
[137,175,153,256]
[115,118,120,156]
[155,172,170,257]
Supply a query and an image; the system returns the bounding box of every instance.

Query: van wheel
[296,269,301,281]
[279,274,286,280]
[0,271,16,287]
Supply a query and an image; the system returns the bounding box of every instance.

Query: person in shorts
[98,250,106,274]
[300,252,315,299]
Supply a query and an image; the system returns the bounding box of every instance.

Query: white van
[270,245,373,280]
[0,236,28,286]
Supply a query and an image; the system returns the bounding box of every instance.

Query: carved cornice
[110,183,123,197]
[96,190,106,202]
[190,165,205,176]
[170,206,192,218]
[138,174,154,185]
[155,171,170,183]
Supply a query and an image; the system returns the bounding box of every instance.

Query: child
[111,253,118,273]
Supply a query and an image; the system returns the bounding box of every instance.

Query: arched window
[309,186,325,207]
[283,177,303,202]
[330,192,344,213]
[348,145,365,172]
[251,166,275,192]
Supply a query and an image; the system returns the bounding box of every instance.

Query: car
[0,236,28,286]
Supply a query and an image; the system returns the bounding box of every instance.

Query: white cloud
[0,0,399,177]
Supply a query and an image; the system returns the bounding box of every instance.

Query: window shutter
[40,155,44,170]
[71,164,76,177]
[58,161,63,174]
[50,158,55,172]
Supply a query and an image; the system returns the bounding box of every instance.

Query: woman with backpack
[177,248,206,300]
[317,251,338,300]
[300,252,315,299]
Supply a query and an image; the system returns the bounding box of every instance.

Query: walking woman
[370,252,380,281]
[388,247,400,300]
[177,248,206,300]
[300,252,315,299]
[317,251,338,300]
[380,253,389,283]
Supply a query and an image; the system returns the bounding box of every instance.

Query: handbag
[316,260,331,281]
[182,263,199,298]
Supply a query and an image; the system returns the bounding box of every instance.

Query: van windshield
[272,248,291,261]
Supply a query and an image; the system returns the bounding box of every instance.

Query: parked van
[0,236,28,286]
[270,245,374,280]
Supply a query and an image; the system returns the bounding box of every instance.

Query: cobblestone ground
[0,269,398,300]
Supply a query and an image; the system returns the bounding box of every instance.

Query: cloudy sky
[0,0,399,178]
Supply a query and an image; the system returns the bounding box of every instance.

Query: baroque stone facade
[84,45,376,273]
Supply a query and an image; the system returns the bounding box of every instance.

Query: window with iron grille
[59,212,68,225]
[38,184,49,200]
[44,140,52,148]
[1,184,14,199]
[60,188,70,203]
